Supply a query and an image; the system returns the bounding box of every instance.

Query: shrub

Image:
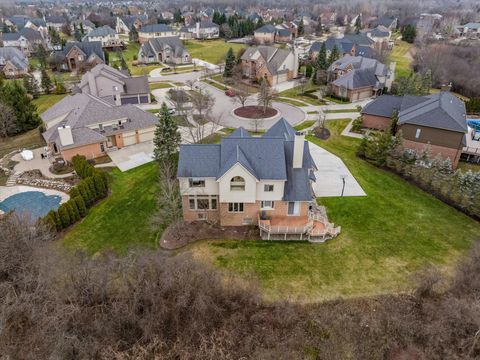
[58,204,71,228]
[74,196,87,217]
[351,116,363,133]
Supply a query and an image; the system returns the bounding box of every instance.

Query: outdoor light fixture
[340,174,347,197]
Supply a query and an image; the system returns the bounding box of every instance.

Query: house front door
[287,202,300,216]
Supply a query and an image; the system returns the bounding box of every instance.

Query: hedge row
[44,156,109,231]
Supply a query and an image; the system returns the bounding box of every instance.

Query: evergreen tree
[401,24,417,43]
[58,204,71,228]
[223,48,235,77]
[93,171,107,197]
[129,25,139,42]
[36,45,48,69]
[85,177,98,200]
[0,81,41,132]
[40,68,52,94]
[74,25,82,41]
[315,42,328,70]
[153,102,181,163]
[173,9,183,23]
[104,50,110,65]
[315,18,323,35]
[297,18,304,36]
[328,45,339,65]
[67,200,80,222]
[74,196,87,217]
[79,22,85,35]
[354,15,362,33]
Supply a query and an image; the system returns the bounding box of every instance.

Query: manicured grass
[62,163,160,254]
[184,39,245,64]
[324,96,351,104]
[32,94,68,114]
[389,40,414,79]
[277,98,309,107]
[457,161,480,173]
[325,109,359,113]
[203,79,226,91]
[189,119,480,301]
[0,128,46,158]
[294,120,316,131]
[278,85,325,106]
[149,82,173,91]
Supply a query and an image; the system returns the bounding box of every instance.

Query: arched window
[230,176,245,191]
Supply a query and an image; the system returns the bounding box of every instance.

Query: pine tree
[93,171,107,197]
[223,48,235,77]
[401,24,416,43]
[36,45,48,69]
[58,204,71,228]
[74,196,87,217]
[0,81,41,132]
[79,22,85,35]
[40,68,52,94]
[104,50,110,65]
[297,18,304,36]
[153,102,181,163]
[328,45,339,65]
[313,42,328,84]
[315,18,323,36]
[354,15,362,33]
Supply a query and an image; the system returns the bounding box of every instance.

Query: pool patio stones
[308,142,366,197]
[0,185,69,215]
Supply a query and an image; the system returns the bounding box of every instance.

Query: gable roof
[241,46,293,76]
[139,24,174,33]
[177,119,317,202]
[63,41,105,62]
[255,24,277,34]
[330,55,389,90]
[140,36,187,58]
[0,47,28,71]
[84,25,116,38]
[41,93,157,149]
[362,92,467,133]
[45,16,66,24]
[120,15,148,29]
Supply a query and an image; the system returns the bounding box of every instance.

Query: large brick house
[177,119,317,226]
[0,47,29,78]
[40,93,157,162]
[361,92,468,168]
[253,24,292,44]
[240,46,298,86]
[328,55,392,101]
[61,41,105,72]
[138,24,177,43]
[138,36,191,65]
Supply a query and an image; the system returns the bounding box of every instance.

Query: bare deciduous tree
[257,80,278,114]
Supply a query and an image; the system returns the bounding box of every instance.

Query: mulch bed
[160,221,260,250]
[234,106,277,119]
[314,127,331,140]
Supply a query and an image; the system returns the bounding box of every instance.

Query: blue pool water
[0,191,62,218]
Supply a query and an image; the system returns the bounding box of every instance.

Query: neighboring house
[138,24,177,43]
[1,28,45,56]
[177,119,318,227]
[362,25,393,47]
[309,37,356,60]
[370,17,398,30]
[459,22,480,38]
[0,47,29,78]
[78,64,150,105]
[61,41,105,72]
[4,15,31,31]
[24,18,48,36]
[240,46,298,86]
[181,21,219,40]
[138,36,191,64]
[328,55,392,101]
[253,24,293,44]
[40,93,158,162]
[45,16,67,31]
[70,19,96,34]
[82,26,123,48]
[361,92,467,168]
[116,15,148,35]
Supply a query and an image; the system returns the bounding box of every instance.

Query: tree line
[44,155,109,231]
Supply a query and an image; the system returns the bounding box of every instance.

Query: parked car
[225,89,235,97]
[161,67,171,73]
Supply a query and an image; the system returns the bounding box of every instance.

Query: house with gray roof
[0,47,29,78]
[45,16,67,31]
[4,15,31,31]
[78,64,150,105]
[138,36,191,65]
[328,55,392,101]
[83,26,123,49]
[181,21,219,40]
[40,93,158,162]
[253,24,293,44]
[61,41,105,72]
[361,92,467,168]
[459,22,480,38]
[1,27,46,56]
[116,15,148,35]
[177,118,327,234]
[138,24,177,43]
[240,45,298,86]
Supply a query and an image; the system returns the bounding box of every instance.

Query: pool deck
[0,185,70,215]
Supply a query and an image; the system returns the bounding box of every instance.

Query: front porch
[258,206,341,243]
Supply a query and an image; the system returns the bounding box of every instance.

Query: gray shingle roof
[178,119,317,202]
[84,25,116,38]
[362,92,467,133]
[41,93,158,148]
[63,41,105,62]
[139,24,174,33]
[0,47,28,71]
[241,46,292,76]
[331,56,388,90]
[140,36,187,58]
[255,24,277,34]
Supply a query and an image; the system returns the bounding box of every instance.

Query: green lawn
[324,96,351,104]
[389,40,414,78]
[0,128,46,158]
[32,94,68,114]
[184,39,245,64]
[149,82,173,91]
[457,161,480,173]
[108,43,163,76]
[325,109,359,113]
[62,163,160,254]
[278,85,325,106]
[277,98,309,107]
[294,120,316,131]
[189,119,480,301]
[203,79,226,91]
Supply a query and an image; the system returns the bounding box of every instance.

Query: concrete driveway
[309,142,366,197]
[108,142,155,172]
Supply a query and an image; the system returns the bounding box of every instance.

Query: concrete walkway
[309,142,366,197]
[341,119,364,139]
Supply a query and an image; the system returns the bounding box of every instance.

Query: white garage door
[276,73,288,84]
[358,90,372,100]
[138,128,155,142]
[123,132,137,146]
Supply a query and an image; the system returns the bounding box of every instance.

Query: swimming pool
[0,191,62,218]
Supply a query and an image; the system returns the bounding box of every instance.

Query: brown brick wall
[181,196,220,222]
[362,114,392,130]
[402,139,462,169]
[61,142,106,162]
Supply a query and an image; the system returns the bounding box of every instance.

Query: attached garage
[138,127,155,142]
[275,72,289,84]
[122,131,137,146]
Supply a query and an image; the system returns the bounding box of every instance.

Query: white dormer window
[230,176,245,191]
[98,124,103,131]
[264,184,274,192]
